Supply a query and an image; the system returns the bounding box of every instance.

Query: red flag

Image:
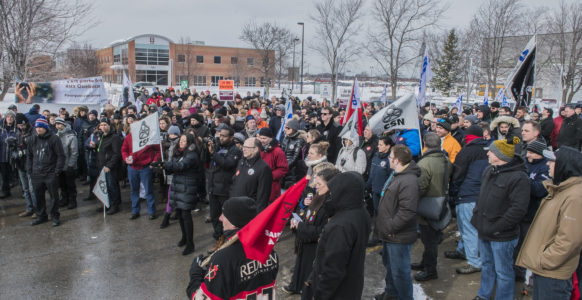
[342,78,364,136]
[237,177,309,263]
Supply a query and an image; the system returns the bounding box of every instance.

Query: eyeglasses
[321,113,330,116]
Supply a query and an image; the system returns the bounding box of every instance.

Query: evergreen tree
[431,29,461,96]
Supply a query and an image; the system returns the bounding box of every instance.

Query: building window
[247,57,254,66]
[231,57,238,64]
[245,77,256,87]
[226,76,241,87]
[211,75,224,86]
[193,75,206,86]
[136,70,168,85]
[135,48,169,66]
[196,55,204,63]
[214,56,221,64]
[260,77,269,87]
[177,54,185,62]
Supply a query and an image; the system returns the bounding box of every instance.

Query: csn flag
[237,177,309,263]
[131,112,161,153]
[92,168,109,208]
[123,72,135,105]
[504,35,536,108]
[368,94,420,136]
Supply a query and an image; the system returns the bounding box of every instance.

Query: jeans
[419,224,439,273]
[532,274,572,300]
[128,166,155,215]
[105,171,121,209]
[32,175,60,220]
[456,202,481,268]
[18,169,35,212]
[382,242,413,300]
[478,238,518,300]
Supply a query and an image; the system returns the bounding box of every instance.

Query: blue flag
[416,48,432,108]
[276,99,293,141]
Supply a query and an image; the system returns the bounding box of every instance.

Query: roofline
[107,34,174,48]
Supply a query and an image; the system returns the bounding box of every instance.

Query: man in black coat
[280,119,306,189]
[311,171,371,300]
[207,126,242,250]
[557,104,582,150]
[229,137,272,212]
[316,107,342,164]
[470,136,530,300]
[27,116,66,226]
[96,118,123,215]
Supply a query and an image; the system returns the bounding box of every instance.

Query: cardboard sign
[219,80,234,101]
[219,80,234,90]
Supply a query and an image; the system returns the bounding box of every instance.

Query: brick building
[95,34,273,88]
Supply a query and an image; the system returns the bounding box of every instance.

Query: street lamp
[292,38,299,92]
[297,22,305,94]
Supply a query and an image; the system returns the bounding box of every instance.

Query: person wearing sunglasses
[316,107,342,164]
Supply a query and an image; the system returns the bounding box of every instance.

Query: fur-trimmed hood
[490,116,520,131]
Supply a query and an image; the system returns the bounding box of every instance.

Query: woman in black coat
[283,167,339,297]
[160,133,203,255]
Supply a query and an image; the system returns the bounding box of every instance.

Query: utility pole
[297,22,305,94]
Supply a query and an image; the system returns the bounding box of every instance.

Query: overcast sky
[81,0,553,75]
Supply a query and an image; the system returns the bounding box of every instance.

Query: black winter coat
[26,131,66,177]
[450,138,490,205]
[540,117,554,146]
[557,114,582,150]
[208,141,242,197]
[13,125,33,170]
[312,172,370,300]
[229,154,273,211]
[96,132,122,171]
[471,156,530,241]
[164,146,204,210]
[360,134,378,180]
[316,121,342,164]
[281,132,307,188]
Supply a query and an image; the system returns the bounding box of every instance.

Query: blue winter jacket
[366,151,392,194]
[451,138,490,204]
[396,129,421,157]
[24,107,41,125]
[523,157,549,222]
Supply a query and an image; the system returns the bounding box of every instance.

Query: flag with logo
[368,94,420,136]
[123,72,135,105]
[237,177,308,263]
[483,84,489,106]
[342,78,364,136]
[416,48,433,108]
[276,97,293,141]
[92,168,109,208]
[504,35,536,108]
[130,112,161,153]
[454,95,463,115]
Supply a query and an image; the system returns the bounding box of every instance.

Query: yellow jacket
[516,177,582,279]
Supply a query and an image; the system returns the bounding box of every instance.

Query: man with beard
[489,116,521,141]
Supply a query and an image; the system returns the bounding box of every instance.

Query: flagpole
[103,204,106,219]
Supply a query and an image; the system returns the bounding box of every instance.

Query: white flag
[131,112,161,153]
[123,72,135,105]
[369,94,420,136]
[494,88,505,103]
[380,84,387,106]
[276,98,293,141]
[416,48,432,107]
[454,95,463,115]
[93,168,109,208]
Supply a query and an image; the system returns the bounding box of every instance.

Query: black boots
[177,210,195,255]
[160,213,170,229]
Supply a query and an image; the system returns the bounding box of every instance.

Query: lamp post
[297,22,305,94]
[292,38,299,92]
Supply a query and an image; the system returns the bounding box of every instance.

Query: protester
[434,118,462,163]
[490,115,521,141]
[516,146,582,300]
[335,131,366,174]
[471,136,530,300]
[280,119,307,189]
[54,117,78,209]
[360,124,378,179]
[316,107,342,164]
[95,117,123,215]
[311,171,371,300]
[0,109,17,198]
[366,135,394,217]
[27,116,66,226]
[557,104,582,150]
[375,145,420,300]
[14,113,36,217]
[539,108,554,146]
[257,127,288,203]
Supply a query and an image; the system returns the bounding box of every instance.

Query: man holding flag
[121,114,161,220]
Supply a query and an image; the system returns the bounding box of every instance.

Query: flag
[123,72,135,105]
[276,97,293,141]
[342,78,364,136]
[263,86,268,99]
[504,35,536,109]
[368,94,420,136]
[338,111,360,143]
[502,94,509,107]
[93,168,109,208]
[380,84,387,106]
[483,84,489,106]
[454,95,463,115]
[494,88,504,103]
[237,177,309,263]
[416,48,433,108]
[130,112,161,153]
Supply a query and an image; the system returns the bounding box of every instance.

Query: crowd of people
[4,85,582,299]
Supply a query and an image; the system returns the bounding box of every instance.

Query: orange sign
[219,80,234,90]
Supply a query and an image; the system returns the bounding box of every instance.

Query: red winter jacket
[260,142,289,203]
[551,116,564,149]
[121,133,161,170]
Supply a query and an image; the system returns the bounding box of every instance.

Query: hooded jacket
[477,105,491,122]
[56,126,78,170]
[281,131,307,188]
[24,107,41,125]
[471,155,530,241]
[312,172,370,300]
[376,161,421,244]
[207,140,242,197]
[441,132,462,163]
[450,138,489,205]
[335,133,366,174]
[557,114,582,150]
[13,122,33,170]
[516,147,582,280]
[260,140,288,203]
[489,116,521,141]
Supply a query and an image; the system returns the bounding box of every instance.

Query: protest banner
[219,80,234,101]
[15,76,108,104]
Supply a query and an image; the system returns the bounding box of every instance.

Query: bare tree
[546,0,582,104]
[0,0,94,101]
[311,0,364,103]
[176,37,200,87]
[240,21,291,93]
[368,0,446,100]
[65,42,103,78]
[469,0,523,97]
[275,35,295,89]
